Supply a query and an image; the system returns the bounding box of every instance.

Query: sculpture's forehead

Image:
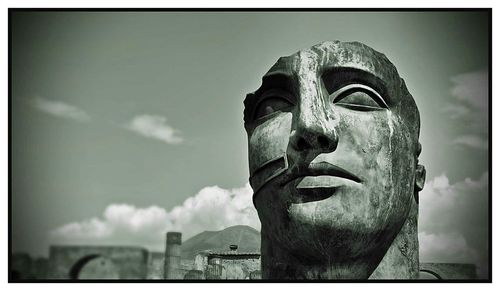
[267,41,401,87]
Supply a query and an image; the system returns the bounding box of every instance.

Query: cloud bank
[123,114,183,144]
[31,97,91,122]
[50,183,259,251]
[418,172,489,278]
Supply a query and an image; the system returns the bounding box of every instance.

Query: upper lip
[280,161,362,186]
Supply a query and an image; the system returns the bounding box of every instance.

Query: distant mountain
[181,225,261,259]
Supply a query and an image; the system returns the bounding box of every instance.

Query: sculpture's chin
[255,183,409,266]
[260,205,399,264]
[286,222,385,261]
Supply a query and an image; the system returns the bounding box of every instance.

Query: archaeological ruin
[11,228,478,280]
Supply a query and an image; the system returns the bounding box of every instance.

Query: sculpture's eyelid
[252,89,295,121]
[257,89,296,105]
[331,84,388,108]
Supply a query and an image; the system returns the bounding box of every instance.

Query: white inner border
[1,1,497,291]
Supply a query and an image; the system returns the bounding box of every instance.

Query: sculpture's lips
[280,162,361,202]
[295,176,352,188]
[281,162,362,187]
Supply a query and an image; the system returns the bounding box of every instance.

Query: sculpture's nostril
[297,137,309,151]
[317,136,330,149]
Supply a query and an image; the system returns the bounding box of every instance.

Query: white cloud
[49,183,259,251]
[445,70,489,150]
[52,218,113,240]
[419,172,489,278]
[443,104,470,119]
[419,232,479,264]
[31,97,91,122]
[452,135,488,150]
[123,114,183,144]
[450,71,488,112]
[168,184,260,236]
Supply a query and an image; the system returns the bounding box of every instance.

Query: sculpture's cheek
[338,111,413,228]
[248,112,293,192]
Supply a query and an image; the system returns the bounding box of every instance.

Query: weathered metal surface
[244,40,426,279]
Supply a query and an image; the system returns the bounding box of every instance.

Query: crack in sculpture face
[244,41,426,277]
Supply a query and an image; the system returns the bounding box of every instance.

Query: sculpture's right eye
[253,91,294,120]
[330,83,388,111]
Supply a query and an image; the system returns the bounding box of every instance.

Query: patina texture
[244,41,425,279]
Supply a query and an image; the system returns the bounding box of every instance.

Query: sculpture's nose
[290,103,338,154]
[289,50,338,154]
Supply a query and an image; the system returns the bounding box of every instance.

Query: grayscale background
[11,11,490,278]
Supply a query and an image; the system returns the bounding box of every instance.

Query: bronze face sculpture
[243,41,426,279]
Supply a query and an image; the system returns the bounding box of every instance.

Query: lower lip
[295,175,349,189]
[285,176,350,203]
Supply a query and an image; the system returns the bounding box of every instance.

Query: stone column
[164,232,182,279]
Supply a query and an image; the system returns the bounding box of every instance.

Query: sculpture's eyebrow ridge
[244,70,296,126]
[256,70,296,96]
[321,67,391,106]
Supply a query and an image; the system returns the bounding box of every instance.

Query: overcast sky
[11,11,490,278]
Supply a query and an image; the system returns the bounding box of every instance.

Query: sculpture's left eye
[330,84,388,111]
[254,90,294,120]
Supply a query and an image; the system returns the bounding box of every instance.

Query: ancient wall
[220,257,260,279]
[32,257,49,279]
[47,246,148,279]
[11,253,34,280]
[11,253,48,280]
[147,252,164,279]
[184,270,204,280]
[419,263,477,280]
[206,256,261,280]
